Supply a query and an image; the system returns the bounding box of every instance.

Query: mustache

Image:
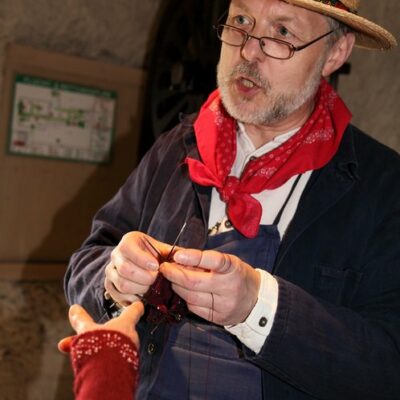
[220,61,271,91]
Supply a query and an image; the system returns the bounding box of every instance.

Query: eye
[230,14,252,28]
[277,25,292,38]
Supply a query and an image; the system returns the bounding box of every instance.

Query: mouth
[235,76,262,94]
[241,77,257,88]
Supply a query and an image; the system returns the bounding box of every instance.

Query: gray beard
[217,59,325,126]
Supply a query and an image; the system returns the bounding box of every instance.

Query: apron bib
[147,225,280,400]
[143,175,302,399]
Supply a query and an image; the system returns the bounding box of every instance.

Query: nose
[240,35,265,63]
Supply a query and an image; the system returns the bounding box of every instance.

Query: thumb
[119,300,145,325]
[69,304,95,334]
[57,336,74,353]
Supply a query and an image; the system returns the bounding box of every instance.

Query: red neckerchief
[185,79,352,238]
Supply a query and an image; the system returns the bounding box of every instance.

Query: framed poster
[8,73,117,163]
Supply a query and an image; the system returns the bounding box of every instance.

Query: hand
[58,301,145,353]
[104,232,173,306]
[160,249,261,326]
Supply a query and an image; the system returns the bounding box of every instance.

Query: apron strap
[273,174,302,226]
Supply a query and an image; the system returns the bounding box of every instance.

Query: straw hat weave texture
[286,0,397,50]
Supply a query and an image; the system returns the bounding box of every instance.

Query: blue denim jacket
[65,115,400,399]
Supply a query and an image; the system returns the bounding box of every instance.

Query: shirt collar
[237,122,300,159]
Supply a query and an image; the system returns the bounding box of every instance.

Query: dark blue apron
[146,176,301,400]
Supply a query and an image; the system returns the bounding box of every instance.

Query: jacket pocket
[313,265,363,306]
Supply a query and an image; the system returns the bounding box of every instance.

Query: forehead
[229,0,328,29]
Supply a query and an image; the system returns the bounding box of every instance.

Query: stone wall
[0,1,162,399]
[0,279,74,400]
[340,0,400,151]
[0,1,398,400]
[0,0,162,72]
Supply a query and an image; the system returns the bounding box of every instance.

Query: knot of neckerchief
[185,79,352,238]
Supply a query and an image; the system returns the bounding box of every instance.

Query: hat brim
[286,0,397,50]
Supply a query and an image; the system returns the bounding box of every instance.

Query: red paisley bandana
[185,79,352,238]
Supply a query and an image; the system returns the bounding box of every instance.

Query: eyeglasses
[215,24,335,60]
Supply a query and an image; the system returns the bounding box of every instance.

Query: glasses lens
[217,25,245,46]
[216,25,293,60]
[260,38,292,59]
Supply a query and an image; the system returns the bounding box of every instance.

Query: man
[65,0,400,399]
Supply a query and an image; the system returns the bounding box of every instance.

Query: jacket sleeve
[64,129,179,322]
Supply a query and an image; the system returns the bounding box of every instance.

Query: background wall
[0,0,161,70]
[340,1,400,151]
[0,1,162,399]
[0,1,398,399]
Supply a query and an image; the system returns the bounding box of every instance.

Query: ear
[322,33,356,77]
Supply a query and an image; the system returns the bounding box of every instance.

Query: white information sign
[8,74,117,163]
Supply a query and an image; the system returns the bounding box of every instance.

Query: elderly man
[65,0,399,399]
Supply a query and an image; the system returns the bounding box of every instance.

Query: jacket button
[259,317,268,327]
[147,342,156,355]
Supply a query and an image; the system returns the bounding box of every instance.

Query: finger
[57,336,74,353]
[111,253,159,282]
[104,278,147,307]
[68,304,96,334]
[173,249,234,274]
[171,283,214,309]
[160,262,217,293]
[108,261,158,293]
[113,232,173,272]
[105,259,158,302]
[186,304,224,325]
[160,260,235,295]
[119,301,145,325]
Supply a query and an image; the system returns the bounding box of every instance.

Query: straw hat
[286,0,397,50]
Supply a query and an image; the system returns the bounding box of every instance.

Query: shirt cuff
[224,269,279,354]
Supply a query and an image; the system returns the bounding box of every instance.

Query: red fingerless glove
[71,330,139,400]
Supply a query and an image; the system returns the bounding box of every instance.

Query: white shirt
[208,123,311,353]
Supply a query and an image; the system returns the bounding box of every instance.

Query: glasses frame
[215,24,335,60]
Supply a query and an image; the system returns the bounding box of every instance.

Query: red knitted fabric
[71,330,139,400]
